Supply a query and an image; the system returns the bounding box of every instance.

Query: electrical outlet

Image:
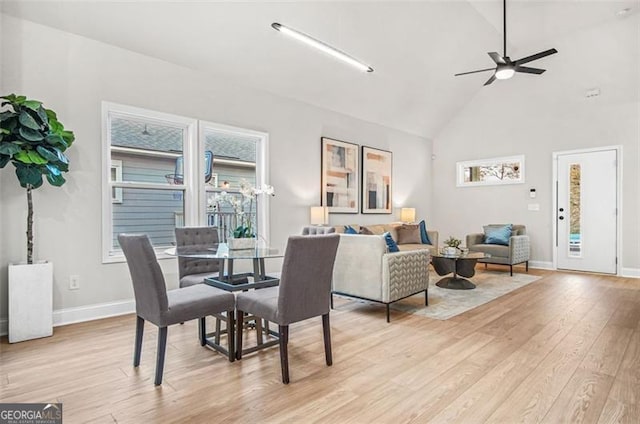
[69,275,80,290]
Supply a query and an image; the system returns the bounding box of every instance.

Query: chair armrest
[381,250,430,303]
[427,230,438,248]
[509,235,530,263]
[466,233,484,247]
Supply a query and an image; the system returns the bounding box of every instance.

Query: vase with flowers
[442,236,462,255]
[213,179,275,249]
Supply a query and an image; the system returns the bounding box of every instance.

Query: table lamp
[400,207,416,223]
[310,206,329,226]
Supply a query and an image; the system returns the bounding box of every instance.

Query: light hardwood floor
[1,267,639,423]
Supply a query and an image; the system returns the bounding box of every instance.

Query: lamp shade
[400,208,416,223]
[310,206,329,225]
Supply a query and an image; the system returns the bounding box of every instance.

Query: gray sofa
[466,224,530,276]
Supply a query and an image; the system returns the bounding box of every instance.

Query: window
[110,160,123,203]
[102,103,269,263]
[456,155,525,187]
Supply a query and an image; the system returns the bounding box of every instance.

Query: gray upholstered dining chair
[235,234,340,384]
[175,227,223,287]
[118,234,236,385]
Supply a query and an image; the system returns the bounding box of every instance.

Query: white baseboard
[0,299,135,337]
[528,260,554,270]
[622,268,640,278]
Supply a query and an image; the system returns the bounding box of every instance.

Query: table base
[435,276,476,290]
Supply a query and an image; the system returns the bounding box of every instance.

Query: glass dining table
[165,243,284,355]
[166,243,283,291]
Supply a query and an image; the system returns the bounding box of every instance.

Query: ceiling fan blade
[455,67,495,77]
[488,52,506,65]
[484,74,497,86]
[514,48,558,66]
[515,66,546,75]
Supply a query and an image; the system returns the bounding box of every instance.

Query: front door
[556,149,617,274]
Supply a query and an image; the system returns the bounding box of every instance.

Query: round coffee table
[431,251,490,290]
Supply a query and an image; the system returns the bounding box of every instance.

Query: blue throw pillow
[419,220,432,245]
[484,224,513,246]
[344,225,358,234]
[383,232,399,252]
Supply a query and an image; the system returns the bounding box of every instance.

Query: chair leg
[215,316,222,345]
[198,317,206,346]
[227,310,235,363]
[279,325,290,384]
[425,290,429,306]
[386,304,390,323]
[330,293,334,310]
[510,265,513,276]
[154,327,168,386]
[236,310,244,360]
[134,316,144,367]
[526,261,529,272]
[322,314,332,366]
[485,263,488,269]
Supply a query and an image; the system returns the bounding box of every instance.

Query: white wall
[0,16,432,320]
[432,13,639,272]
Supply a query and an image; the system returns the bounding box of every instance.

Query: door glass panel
[569,164,581,257]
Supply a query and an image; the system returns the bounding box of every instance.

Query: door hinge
[615,257,618,264]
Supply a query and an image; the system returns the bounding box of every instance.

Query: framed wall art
[361,146,392,214]
[321,137,359,213]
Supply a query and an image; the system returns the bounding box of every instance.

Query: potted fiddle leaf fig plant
[0,94,75,343]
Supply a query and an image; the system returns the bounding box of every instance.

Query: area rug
[390,271,542,320]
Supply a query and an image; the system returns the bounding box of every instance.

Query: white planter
[8,262,53,343]
[443,246,458,255]
[227,238,256,250]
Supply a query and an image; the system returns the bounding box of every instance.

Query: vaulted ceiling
[2,1,637,138]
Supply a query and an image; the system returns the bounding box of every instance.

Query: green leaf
[0,142,22,156]
[45,163,62,176]
[26,150,47,164]
[14,150,33,163]
[15,164,43,188]
[45,108,58,121]
[22,100,42,111]
[36,107,49,126]
[46,172,65,187]
[4,117,18,133]
[61,130,75,146]
[0,155,10,168]
[18,127,44,142]
[14,95,27,104]
[45,134,66,147]
[36,146,59,163]
[18,110,41,130]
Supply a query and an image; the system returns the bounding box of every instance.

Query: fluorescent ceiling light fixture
[271,23,373,73]
[495,66,515,80]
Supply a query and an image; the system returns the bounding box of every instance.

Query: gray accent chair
[302,226,336,235]
[466,224,530,276]
[235,234,340,384]
[118,234,236,385]
[175,227,222,288]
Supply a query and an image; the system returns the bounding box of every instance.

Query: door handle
[559,216,564,220]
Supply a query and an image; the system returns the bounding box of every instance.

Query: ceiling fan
[455,0,558,86]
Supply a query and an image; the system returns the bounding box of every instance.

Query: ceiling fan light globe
[495,67,515,80]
